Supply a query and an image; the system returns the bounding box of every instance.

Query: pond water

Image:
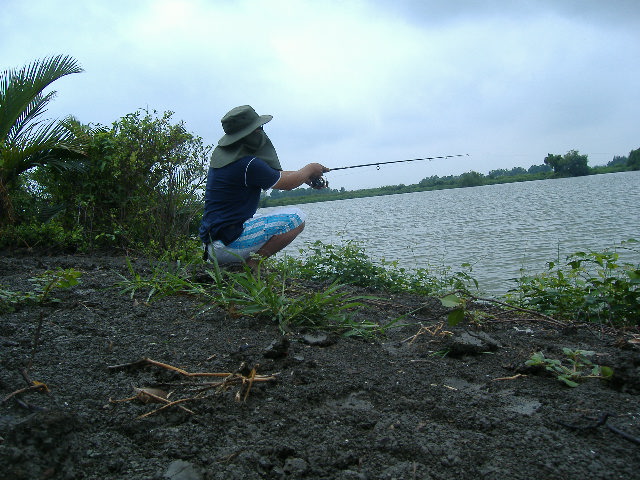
[266,171,640,294]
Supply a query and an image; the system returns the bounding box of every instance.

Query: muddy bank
[0,254,638,480]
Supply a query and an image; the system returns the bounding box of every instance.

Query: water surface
[267,171,640,294]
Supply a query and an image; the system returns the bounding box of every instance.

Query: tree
[32,110,210,251]
[0,55,84,223]
[459,171,485,187]
[628,148,640,170]
[544,150,590,177]
[528,163,552,174]
[608,155,628,167]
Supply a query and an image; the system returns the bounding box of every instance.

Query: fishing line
[309,154,469,188]
[329,154,469,171]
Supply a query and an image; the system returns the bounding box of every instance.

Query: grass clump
[117,256,388,338]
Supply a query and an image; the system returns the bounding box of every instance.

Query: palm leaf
[0,55,83,142]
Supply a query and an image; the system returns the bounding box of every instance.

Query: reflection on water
[267,171,640,294]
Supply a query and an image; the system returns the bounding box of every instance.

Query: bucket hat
[218,105,272,146]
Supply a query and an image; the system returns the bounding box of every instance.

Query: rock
[302,332,335,347]
[446,331,501,357]
[263,337,290,359]
[163,460,202,480]
[283,457,309,475]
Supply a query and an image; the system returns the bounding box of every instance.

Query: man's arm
[272,163,329,191]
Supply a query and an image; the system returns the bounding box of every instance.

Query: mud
[0,254,638,480]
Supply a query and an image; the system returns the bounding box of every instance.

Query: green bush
[279,240,478,296]
[10,109,209,256]
[505,240,639,325]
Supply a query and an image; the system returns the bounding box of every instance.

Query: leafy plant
[116,255,386,337]
[0,55,85,224]
[525,348,613,387]
[281,240,478,296]
[506,240,639,325]
[117,257,199,302]
[0,267,81,312]
[30,268,82,303]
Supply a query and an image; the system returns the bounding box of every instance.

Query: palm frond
[0,55,83,142]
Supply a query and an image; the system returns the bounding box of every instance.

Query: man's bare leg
[246,223,305,271]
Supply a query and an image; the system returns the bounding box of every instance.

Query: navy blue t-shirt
[199,156,281,244]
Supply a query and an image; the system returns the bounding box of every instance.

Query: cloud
[2,0,638,189]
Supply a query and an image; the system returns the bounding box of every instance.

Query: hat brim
[217,114,273,146]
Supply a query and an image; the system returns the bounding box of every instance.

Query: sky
[2,0,639,190]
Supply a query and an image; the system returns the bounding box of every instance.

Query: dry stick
[492,374,527,381]
[242,366,258,402]
[106,358,276,383]
[111,389,196,416]
[1,383,48,404]
[137,397,196,419]
[107,358,231,377]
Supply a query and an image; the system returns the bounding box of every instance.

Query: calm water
[266,171,640,294]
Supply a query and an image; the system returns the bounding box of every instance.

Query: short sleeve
[245,157,281,190]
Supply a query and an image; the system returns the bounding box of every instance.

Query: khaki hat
[217,105,272,146]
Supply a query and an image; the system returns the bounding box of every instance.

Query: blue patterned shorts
[206,207,306,264]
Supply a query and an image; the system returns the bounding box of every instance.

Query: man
[199,105,329,269]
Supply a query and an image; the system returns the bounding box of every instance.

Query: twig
[107,357,231,377]
[2,383,48,404]
[492,374,527,381]
[108,358,276,418]
[136,396,196,418]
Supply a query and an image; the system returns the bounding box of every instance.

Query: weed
[117,257,200,301]
[281,240,478,296]
[1,268,81,312]
[117,255,388,338]
[200,259,384,337]
[30,268,82,303]
[525,348,613,387]
[505,239,639,326]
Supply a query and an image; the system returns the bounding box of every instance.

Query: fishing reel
[309,176,329,189]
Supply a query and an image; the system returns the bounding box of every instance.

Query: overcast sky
[2,0,639,189]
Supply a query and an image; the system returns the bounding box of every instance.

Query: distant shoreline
[262,166,635,208]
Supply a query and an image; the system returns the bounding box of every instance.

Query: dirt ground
[1,254,639,480]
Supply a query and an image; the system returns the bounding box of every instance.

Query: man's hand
[272,163,330,191]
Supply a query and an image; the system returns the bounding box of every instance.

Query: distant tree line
[263,147,640,207]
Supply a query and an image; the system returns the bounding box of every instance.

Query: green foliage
[279,240,478,296]
[458,170,485,187]
[506,240,640,325]
[0,55,85,223]
[628,147,640,170]
[20,109,209,254]
[117,257,197,302]
[440,294,467,326]
[116,256,384,337]
[0,219,84,251]
[0,267,81,312]
[525,348,613,387]
[544,149,590,177]
[212,264,378,336]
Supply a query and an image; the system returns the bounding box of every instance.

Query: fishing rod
[309,154,469,188]
[329,153,469,171]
